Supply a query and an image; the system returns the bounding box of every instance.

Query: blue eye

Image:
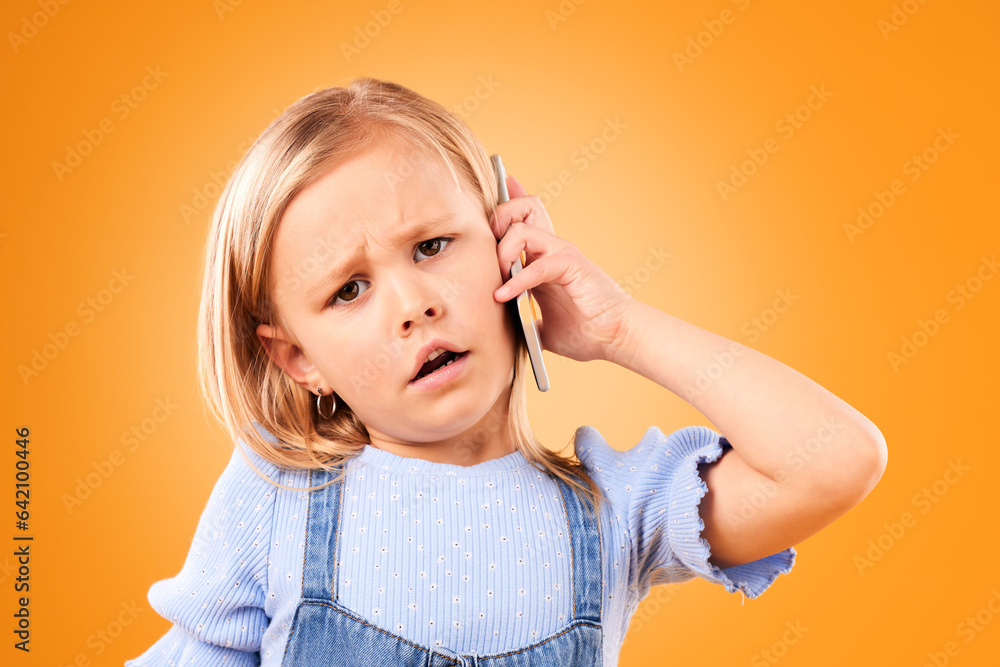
[327,237,454,308]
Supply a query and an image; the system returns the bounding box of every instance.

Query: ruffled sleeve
[125,435,282,666]
[575,424,795,601]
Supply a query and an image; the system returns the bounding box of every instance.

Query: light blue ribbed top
[126,423,795,666]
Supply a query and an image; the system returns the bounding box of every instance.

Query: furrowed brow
[306,245,367,299]
[304,214,458,298]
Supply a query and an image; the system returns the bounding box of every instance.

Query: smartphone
[491,154,550,392]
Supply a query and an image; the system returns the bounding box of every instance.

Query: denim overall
[281,462,604,666]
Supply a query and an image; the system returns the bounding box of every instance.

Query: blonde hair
[196,76,602,512]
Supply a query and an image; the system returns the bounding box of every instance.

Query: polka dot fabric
[126,423,794,666]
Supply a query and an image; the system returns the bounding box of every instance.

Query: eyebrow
[305,214,458,298]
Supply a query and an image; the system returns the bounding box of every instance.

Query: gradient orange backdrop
[3,0,998,665]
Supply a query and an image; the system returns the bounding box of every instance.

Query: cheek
[459,268,505,322]
[329,344,389,402]
[311,330,371,383]
[460,239,504,294]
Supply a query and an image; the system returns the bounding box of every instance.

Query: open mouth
[411,350,468,383]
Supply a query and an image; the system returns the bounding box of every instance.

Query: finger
[497,216,573,270]
[492,194,556,238]
[496,218,544,281]
[493,253,563,303]
[506,174,529,198]
[495,223,570,288]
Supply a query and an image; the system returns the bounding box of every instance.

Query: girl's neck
[358,439,528,475]
[365,404,517,467]
[365,424,517,467]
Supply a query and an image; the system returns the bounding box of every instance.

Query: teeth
[424,348,447,364]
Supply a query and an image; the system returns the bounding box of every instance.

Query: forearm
[608,300,886,490]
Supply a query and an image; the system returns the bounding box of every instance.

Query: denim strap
[299,466,343,601]
[553,473,603,623]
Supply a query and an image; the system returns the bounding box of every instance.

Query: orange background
[3,0,998,665]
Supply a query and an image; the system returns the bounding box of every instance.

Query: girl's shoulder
[135,423,305,664]
[228,421,314,484]
[200,422,314,529]
[572,423,729,498]
[570,423,730,544]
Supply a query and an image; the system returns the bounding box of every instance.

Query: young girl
[127,77,887,666]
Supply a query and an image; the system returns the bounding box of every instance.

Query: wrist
[604,298,653,370]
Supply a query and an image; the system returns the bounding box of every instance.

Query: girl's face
[257,143,518,464]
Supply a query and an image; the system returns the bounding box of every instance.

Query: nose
[390,270,444,334]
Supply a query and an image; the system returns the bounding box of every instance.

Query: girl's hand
[491,174,634,364]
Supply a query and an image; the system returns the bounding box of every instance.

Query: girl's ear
[256,322,322,388]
